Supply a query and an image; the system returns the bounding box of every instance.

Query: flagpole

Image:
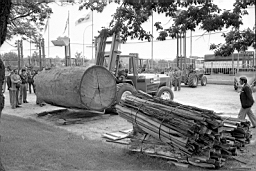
[68,11,71,66]
[151,10,153,69]
[92,9,93,60]
[48,16,50,59]
[68,11,70,37]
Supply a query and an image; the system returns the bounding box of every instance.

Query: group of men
[5,68,36,109]
[168,67,182,91]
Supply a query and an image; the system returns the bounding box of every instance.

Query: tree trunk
[34,65,117,111]
[0,0,11,47]
[0,0,9,169]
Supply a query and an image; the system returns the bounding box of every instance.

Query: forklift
[95,33,174,104]
[176,32,207,88]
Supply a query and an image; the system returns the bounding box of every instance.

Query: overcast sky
[0,0,255,60]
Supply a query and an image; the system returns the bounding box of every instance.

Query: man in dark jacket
[19,69,28,104]
[238,76,256,128]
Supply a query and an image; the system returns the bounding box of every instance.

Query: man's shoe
[251,126,256,128]
[23,101,29,103]
[16,105,21,108]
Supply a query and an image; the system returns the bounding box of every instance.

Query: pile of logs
[116,91,252,169]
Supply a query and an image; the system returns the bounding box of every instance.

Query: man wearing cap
[10,69,22,108]
[19,69,29,104]
[238,76,256,128]
[173,67,182,91]
[168,67,174,89]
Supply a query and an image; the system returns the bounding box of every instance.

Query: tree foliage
[79,0,253,43]
[75,51,83,59]
[210,27,255,56]
[0,51,18,61]
[8,1,53,44]
[209,0,255,57]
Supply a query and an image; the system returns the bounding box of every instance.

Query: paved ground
[0,76,256,171]
[206,74,234,85]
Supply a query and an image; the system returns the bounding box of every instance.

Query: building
[204,51,255,74]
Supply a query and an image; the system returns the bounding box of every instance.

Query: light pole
[83,24,93,59]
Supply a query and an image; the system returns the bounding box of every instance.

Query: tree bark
[0,1,9,170]
[0,0,11,47]
[34,65,117,111]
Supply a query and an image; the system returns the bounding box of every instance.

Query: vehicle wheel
[116,83,136,104]
[184,76,189,85]
[156,86,174,100]
[188,74,198,88]
[201,76,207,86]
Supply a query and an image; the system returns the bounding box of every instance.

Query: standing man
[10,69,22,108]
[174,67,182,91]
[19,69,28,103]
[168,67,174,89]
[238,76,256,128]
[27,70,34,94]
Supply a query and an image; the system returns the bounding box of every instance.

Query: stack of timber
[115,91,252,169]
[34,64,117,111]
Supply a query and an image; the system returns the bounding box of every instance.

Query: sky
[0,0,255,61]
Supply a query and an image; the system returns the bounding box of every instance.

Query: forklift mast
[95,33,121,72]
[95,32,139,78]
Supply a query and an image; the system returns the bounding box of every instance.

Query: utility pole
[151,11,153,70]
[176,33,179,68]
[20,40,23,68]
[29,40,31,66]
[42,38,45,68]
[17,40,21,72]
[254,1,256,67]
[184,31,186,70]
[38,39,42,70]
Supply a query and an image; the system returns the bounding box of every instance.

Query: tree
[210,0,255,57]
[210,28,255,56]
[79,0,251,43]
[8,1,52,43]
[0,0,11,47]
[0,0,52,47]
[0,51,18,61]
[75,51,83,59]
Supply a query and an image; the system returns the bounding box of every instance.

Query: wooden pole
[176,33,179,68]
[180,33,182,69]
[20,40,23,68]
[237,52,240,72]
[39,39,42,70]
[42,38,45,68]
[184,32,186,69]
[232,53,234,75]
[92,9,93,60]
[17,40,20,71]
[151,10,153,69]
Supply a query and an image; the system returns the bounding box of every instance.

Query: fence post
[211,62,213,75]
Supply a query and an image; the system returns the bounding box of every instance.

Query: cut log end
[80,65,116,111]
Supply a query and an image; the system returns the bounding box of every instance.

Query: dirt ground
[1,83,256,170]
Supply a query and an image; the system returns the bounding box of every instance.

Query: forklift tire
[201,76,207,86]
[184,76,189,85]
[188,74,198,88]
[116,83,136,104]
[156,86,174,100]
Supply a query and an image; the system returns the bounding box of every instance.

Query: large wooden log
[34,65,116,111]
